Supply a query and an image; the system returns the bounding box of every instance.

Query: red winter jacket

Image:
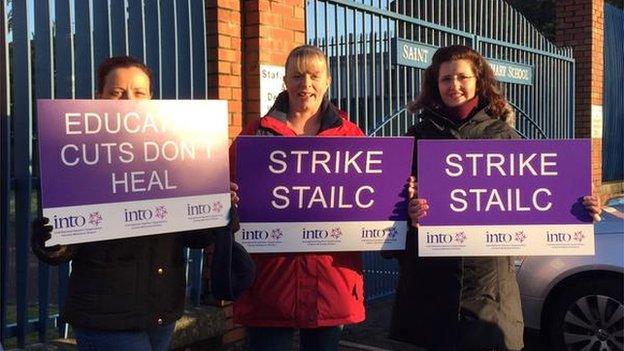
[233,92,366,328]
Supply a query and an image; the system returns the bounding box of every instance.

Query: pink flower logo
[88,212,103,226]
[330,227,343,239]
[388,226,398,239]
[573,231,585,242]
[154,206,168,219]
[212,201,223,213]
[514,231,527,243]
[454,232,467,243]
[271,228,283,241]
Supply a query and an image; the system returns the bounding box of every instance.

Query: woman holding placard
[232,45,365,351]
[389,45,602,351]
[31,56,253,351]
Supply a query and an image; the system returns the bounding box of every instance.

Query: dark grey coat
[389,104,524,351]
[33,227,228,330]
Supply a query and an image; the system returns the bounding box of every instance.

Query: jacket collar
[261,91,342,135]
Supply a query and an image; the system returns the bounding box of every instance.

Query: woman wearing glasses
[388,45,601,351]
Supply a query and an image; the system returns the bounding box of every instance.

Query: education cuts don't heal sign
[37,100,232,246]
[417,139,594,257]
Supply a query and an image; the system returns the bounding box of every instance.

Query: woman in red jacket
[233,45,365,350]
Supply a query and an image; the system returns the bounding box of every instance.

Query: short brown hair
[96,56,152,94]
[414,45,508,120]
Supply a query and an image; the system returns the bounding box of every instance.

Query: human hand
[408,198,429,228]
[407,176,417,199]
[230,182,239,205]
[582,195,602,222]
[31,217,53,247]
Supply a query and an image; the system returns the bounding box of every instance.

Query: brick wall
[207,0,244,144]
[204,0,305,347]
[242,0,306,125]
[555,0,605,197]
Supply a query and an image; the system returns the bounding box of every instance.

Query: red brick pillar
[555,0,604,197]
[205,0,245,347]
[204,0,306,347]
[207,0,244,144]
[242,0,306,125]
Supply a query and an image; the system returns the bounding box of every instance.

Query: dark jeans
[246,326,343,351]
[74,323,175,351]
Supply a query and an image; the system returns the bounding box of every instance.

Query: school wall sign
[417,139,594,256]
[235,136,414,253]
[394,38,534,85]
[37,100,231,246]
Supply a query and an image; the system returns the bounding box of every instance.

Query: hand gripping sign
[417,139,594,256]
[37,100,231,246]
[235,136,414,253]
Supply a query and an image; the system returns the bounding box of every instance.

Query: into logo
[454,232,467,244]
[361,226,398,239]
[88,212,103,226]
[330,227,343,239]
[486,232,513,243]
[546,231,573,243]
[302,228,329,239]
[241,228,283,241]
[212,201,223,213]
[514,231,527,243]
[53,214,87,229]
[270,228,284,240]
[124,206,168,222]
[187,203,211,216]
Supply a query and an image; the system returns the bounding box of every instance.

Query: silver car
[517,196,624,351]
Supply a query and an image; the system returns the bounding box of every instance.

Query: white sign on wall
[260,64,285,116]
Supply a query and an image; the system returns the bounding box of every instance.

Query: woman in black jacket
[31,56,251,351]
[389,45,602,351]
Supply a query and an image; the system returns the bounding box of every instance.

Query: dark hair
[96,56,152,94]
[414,45,508,120]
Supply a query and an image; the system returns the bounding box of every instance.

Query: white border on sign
[418,224,595,256]
[44,193,231,246]
[237,221,407,253]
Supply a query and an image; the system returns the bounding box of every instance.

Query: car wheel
[546,277,624,351]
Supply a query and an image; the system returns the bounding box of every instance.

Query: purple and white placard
[37,100,231,246]
[417,139,594,256]
[235,136,414,253]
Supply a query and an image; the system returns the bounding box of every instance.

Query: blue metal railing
[1,0,209,347]
[308,0,575,141]
[603,3,624,182]
[309,0,575,303]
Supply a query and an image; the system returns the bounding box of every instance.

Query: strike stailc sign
[235,136,414,253]
[417,139,594,256]
[37,100,231,246]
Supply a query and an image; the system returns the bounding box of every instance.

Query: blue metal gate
[603,2,624,182]
[306,0,576,302]
[1,0,208,347]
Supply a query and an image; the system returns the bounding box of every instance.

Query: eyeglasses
[438,74,476,85]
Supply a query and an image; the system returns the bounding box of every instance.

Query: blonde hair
[285,45,330,77]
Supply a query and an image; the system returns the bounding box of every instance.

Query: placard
[37,100,231,246]
[235,136,414,253]
[417,139,594,256]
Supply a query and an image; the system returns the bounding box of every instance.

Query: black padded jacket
[389,104,525,351]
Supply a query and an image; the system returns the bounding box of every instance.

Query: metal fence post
[0,0,10,342]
